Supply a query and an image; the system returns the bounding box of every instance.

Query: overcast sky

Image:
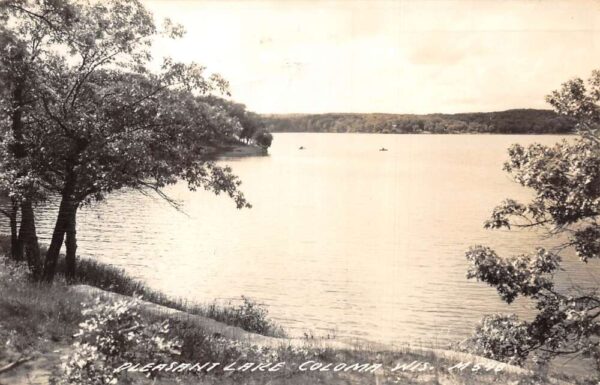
[143,0,600,114]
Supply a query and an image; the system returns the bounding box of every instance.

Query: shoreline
[217,144,268,158]
[268,131,575,136]
[0,255,581,385]
[68,284,532,376]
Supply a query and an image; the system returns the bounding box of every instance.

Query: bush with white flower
[56,297,181,384]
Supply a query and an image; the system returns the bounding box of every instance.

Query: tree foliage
[0,0,253,282]
[465,71,600,372]
[200,95,269,145]
[253,130,273,149]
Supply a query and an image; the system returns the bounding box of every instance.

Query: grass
[61,257,285,337]
[0,234,284,338]
[0,270,84,352]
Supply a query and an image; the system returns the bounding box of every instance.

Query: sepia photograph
[0,0,600,384]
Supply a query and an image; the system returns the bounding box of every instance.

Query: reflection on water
[30,133,600,346]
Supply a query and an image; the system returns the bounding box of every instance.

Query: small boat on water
[379,147,388,151]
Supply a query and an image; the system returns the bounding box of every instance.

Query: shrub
[206,296,284,336]
[57,297,181,384]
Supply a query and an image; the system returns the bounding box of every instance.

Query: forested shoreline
[262,109,576,134]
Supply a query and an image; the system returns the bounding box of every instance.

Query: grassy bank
[0,255,589,385]
[0,236,282,338]
[60,257,284,337]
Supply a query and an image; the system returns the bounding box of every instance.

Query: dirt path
[0,342,71,385]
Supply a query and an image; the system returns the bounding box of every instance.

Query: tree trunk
[9,199,22,261]
[65,205,77,284]
[10,76,41,271]
[42,170,77,283]
[42,198,69,283]
[20,200,42,279]
[10,79,27,159]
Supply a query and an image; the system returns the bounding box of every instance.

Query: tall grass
[0,258,85,351]
[0,235,284,337]
[66,257,285,337]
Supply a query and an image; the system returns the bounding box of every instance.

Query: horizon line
[257,107,555,116]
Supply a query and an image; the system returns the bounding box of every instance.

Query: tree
[253,130,273,149]
[0,0,73,276]
[199,95,266,144]
[465,70,600,374]
[1,0,250,283]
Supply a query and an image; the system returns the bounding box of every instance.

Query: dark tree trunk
[11,79,27,262]
[42,170,77,283]
[42,198,69,283]
[11,79,27,159]
[9,199,22,261]
[65,205,77,284]
[20,200,42,279]
[10,77,41,272]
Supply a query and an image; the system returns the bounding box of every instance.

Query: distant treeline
[261,109,576,134]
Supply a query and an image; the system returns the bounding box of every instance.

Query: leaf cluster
[465,71,600,371]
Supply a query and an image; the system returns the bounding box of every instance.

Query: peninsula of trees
[262,109,575,134]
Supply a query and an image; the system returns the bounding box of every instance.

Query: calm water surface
[34,133,600,346]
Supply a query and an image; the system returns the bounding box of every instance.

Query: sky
[143,0,600,114]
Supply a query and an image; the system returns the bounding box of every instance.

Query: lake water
[33,133,600,347]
